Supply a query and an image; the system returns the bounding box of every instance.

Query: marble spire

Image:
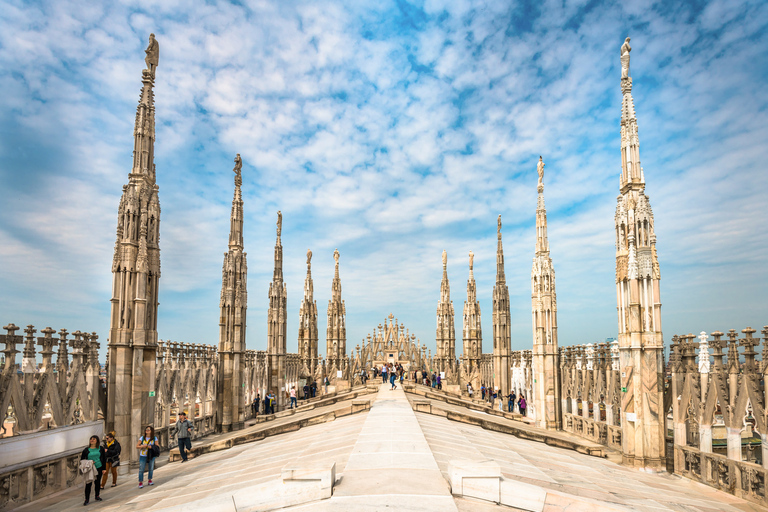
[107,35,162,464]
[326,249,346,366]
[614,38,665,470]
[463,251,482,369]
[531,157,561,430]
[492,215,511,396]
[435,250,456,371]
[267,210,287,409]
[217,153,248,432]
[298,250,318,375]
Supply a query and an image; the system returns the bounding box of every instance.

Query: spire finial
[233,153,242,187]
[468,251,474,271]
[497,215,502,239]
[307,249,312,268]
[276,210,282,238]
[144,33,159,77]
[537,156,545,192]
[442,249,447,270]
[620,37,631,79]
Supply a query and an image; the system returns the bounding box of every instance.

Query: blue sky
[1,0,766,358]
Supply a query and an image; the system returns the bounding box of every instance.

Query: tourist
[252,395,259,416]
[431,372,437,388]
[136,426,158,488]
[381,365,387,383]
[268,391,276,414]
[323,376,330,395]
[389,369,397,390]
[467,383,473,399]
[303,383,310,400]
[101,431,121,489]
[81,434,105,505]
[399,368,404,385]
[519,394,527,416]
[173,411,194,463]
[481,384,486,400]
[507,391,516,413]
[263,393,270,415]
[436,374,442,390]
[290,386,297,409]
[310,381,317,397]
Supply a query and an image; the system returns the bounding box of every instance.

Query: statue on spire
[233,153,242,186]
[307,249,312,266]
[537,156,545,189]
[442,249,447,268]
[620,37,631,79]
[468,251,474,270]
[276,210,282,237]
[333,248,340,265]
[497,215,502,237]
[145,33,159,76]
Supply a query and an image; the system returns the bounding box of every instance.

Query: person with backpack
[519,394,527,417]
[136,426,159,488]
[101,431,121,489]
[173,411,194,463]
[81,434,106,505]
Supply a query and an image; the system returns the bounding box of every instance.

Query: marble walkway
[18,383,763,512]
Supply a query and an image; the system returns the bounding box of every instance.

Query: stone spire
[217,154,248,432]
[107,35,162,463]
[492,216,511,396]
[298,250,318,375]
[267,210,287,410]
[531,158,561,430]
[435,250,456,371]
[463,251,481,369]
[326,249,347,366]
[614,38,665,470]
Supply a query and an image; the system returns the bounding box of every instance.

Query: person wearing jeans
[290,386,297,409]
[173,411,194,462]
[81,435,105,505]
[136,426,158,488]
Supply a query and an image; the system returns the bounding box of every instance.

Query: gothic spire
[436,250,456,368]
[299,250,318,373]
[492,216,511,394]
[273,210,283,281]
[217,153,248,432]
[619,37,645,194]
[463,251,481,367]
[535,157,550,256]
[327,249,346,364]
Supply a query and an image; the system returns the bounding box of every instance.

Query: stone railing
[559,342,621,450]
[677,445,767,507]
[669,326,768,506]
[0,322,104,510]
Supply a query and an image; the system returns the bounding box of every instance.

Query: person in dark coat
[81,435,106,505]
[101,431,121,489]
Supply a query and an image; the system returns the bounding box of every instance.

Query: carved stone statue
[620,37,631,79]
[333,248,340,265]
[276,210,282,237]
[537,156,545,188]
[442,249,447,268]
[307,249,312,265]
[468,250,474,270]
[145,33,159,76]
[497,214,502,236]
[233,154,242,176]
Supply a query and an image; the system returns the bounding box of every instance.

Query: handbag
[150,443,161,459]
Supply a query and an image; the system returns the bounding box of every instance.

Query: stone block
[233,462,336,511]
[448,459,501,503]
[413,400,431,413]
[351,400,370,412]
[499,477,547,512]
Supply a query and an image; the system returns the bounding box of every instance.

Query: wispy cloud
[1,0,766,357]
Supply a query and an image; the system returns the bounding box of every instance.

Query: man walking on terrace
[173,411,194,463]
